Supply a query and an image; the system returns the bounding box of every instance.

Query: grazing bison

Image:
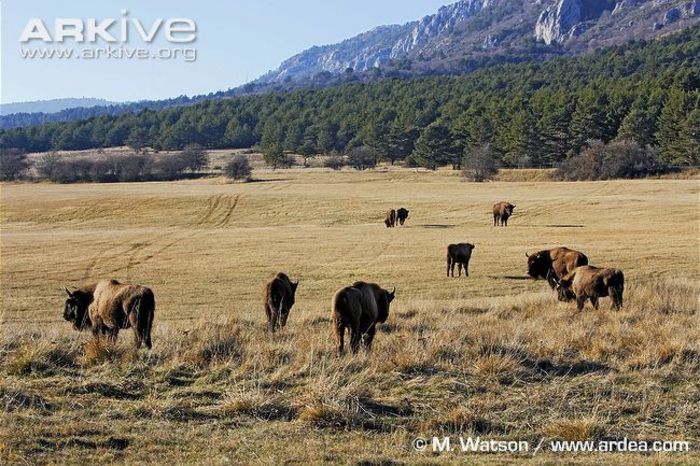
[396,208,409,226]
[493,202,516,227]
[64,279,155,349]
[384,209,397,228]
[331,281,395,354]
[447,243,475,277]
[264,272,299,332]
[548,266,624,311]
[526,247,589,287]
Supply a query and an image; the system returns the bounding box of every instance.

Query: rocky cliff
[255,0,699,85]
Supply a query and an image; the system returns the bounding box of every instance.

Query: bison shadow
[489,275,532,281]
[419,224,456,229]
[542,224,585,228]
[527,358,610,377]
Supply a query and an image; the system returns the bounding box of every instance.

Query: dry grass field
[1,168,699,464]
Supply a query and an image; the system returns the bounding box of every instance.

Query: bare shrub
[347,145,377,170]
[0,148,28,181]
[224,155,252,181]
[323,155,346,170]
[556,140,669,181]
[462,143,498,182]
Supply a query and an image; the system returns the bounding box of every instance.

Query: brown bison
[548,266,624,311]
[264,272,299,332]
[63,279,155,349]
[331,281,395,354]
[396,208,409,226]
[447,243,475,277]
[384,209,397,228]
[493,202,516,226]
[526,247,589,287]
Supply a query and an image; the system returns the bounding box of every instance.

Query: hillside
[0,98,119,116]
[1,26,698,168]
[255,0,699,84]
[2,0,698,130]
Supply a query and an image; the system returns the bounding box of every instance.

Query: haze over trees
[1,27,698,169]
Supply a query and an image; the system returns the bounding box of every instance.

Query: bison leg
[334,321,345,354]
[447,257,453,277]
[457,263,463,277]
[590,295,599,310]
[493,214,498,226]
[576,295,586,312]
[610,287,623,310]
[464,261,469,277]
[362,324,377,351]
[349,323,362,354]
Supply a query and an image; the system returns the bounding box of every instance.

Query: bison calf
[493,202,515,226]
[549,266,624,311]
[264,272,299,332]
[332,281,395,354]
[447,243,475,277]
[64,279,155,349]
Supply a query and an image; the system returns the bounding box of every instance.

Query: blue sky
[1,0,449,104]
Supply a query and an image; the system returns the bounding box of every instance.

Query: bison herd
[62,201,625,352]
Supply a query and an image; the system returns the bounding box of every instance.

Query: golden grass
[1,168,699,464]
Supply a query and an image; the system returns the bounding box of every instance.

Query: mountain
[0,98,119,116]
[2,0,698,130]
[255,0,700,84]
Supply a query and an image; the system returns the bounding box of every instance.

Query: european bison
[384,209,397,228]
[264,272,299,332]
[447,243,475,277]
[331,281,395,354]
[548,266,624,311]
[527,247,589,287]
[396,208,409,226]
[493,202,516,226]
[64,279,155,349]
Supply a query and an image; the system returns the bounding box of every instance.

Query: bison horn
[64,286,73,297]
[390,287,396,295]
[525,252,530,258]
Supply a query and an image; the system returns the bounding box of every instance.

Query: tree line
[1,26,698,169]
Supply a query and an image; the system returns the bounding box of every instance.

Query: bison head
[376,287,395,324]
[505,204,515,215]
[546,272,576,302]
[526,251,552,280]
[63,287,92,330]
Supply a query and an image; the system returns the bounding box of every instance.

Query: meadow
[1,167,698,464]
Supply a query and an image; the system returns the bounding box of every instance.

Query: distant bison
[493,202,516,226]
[447,243,475,277]
[527,247,588,287]
[264,272,299,332]
[396,208,409,226]
[549,266,624,311]
[331,281,395,354]
[64,279,155,349]
[384,209,397,228]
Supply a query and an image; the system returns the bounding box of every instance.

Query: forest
[1,26,698,168]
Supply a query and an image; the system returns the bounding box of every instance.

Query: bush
[263,144,294,169]
[556,140,669,181]
[462,144,498,182]
[323,155,346,170]
[180,143,209,172]
[0,149,28,181]
[347,145,377,170]
[225,155,252,181]
[152,153,190,180]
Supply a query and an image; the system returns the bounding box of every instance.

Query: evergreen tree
[411,122,458,170]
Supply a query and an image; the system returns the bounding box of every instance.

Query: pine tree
[656,89,691,165]
[411,122,458,170]
[616,95,658,147]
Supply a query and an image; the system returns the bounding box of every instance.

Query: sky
[1,0,450,104]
